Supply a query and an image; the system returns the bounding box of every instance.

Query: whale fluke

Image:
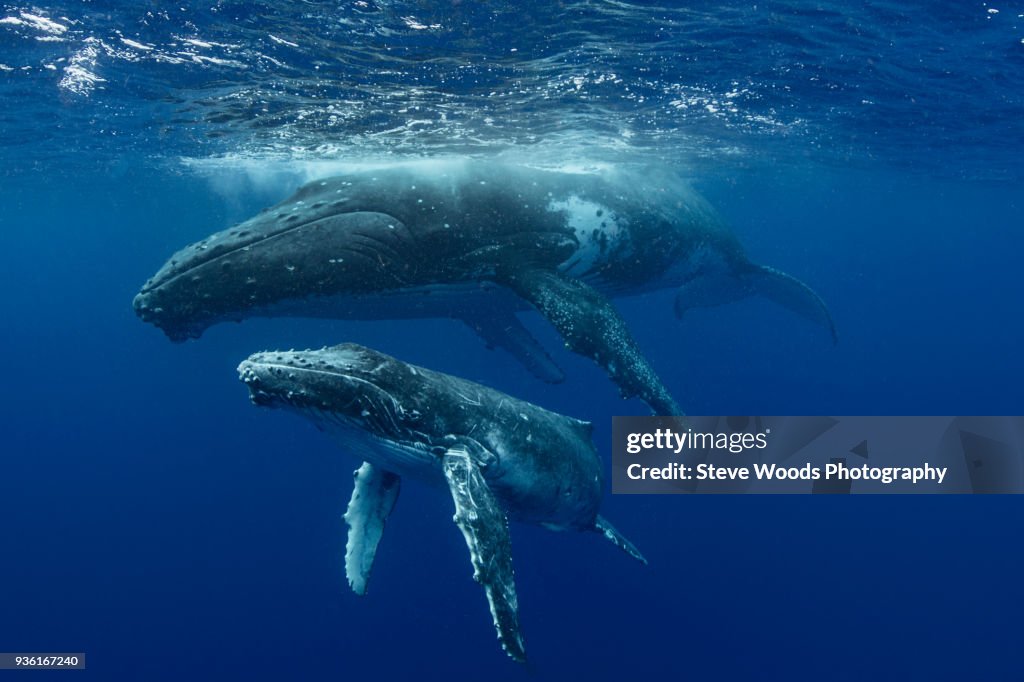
[238,343,647,663]
[594,515,648,565]
[675,263,838,344]
[140,161,839,415]
[747,265,838,344]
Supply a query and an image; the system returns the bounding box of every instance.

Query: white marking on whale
[138,160,838,415]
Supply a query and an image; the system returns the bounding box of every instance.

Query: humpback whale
[136,160,836,414]
[237,343,646,662]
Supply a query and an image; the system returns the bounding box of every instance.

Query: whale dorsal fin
[442,447,526,663]
[343,462,401,596]
[496,266,681,416]
[570,418,594,441]
[460,309,565,384]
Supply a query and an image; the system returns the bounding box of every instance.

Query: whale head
[236,343,439,457]
[133,184,420,342]
[239,342,607,529]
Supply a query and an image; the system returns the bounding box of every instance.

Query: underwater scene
[1,1,1022,680]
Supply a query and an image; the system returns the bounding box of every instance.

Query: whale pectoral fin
[496,267,681,415]
[442,448,526,663]
[343,462,401,596]
[460,310,565,384]
[594,515,648,565]
[746,265,838,344]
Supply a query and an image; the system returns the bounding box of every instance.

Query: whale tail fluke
[746,265,838,344]
[594,515,647,565]
[675,264,838,344]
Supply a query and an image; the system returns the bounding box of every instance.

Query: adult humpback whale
[237,343,646,662]
[136,160,836,414]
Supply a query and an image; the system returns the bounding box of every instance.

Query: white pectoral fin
[343,462,401,596]
[442,448,526,663]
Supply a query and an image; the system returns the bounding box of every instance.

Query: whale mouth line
[240,360,371,383]
[238,360,401,410]
[139,209,388,294]
[240,359,424,449]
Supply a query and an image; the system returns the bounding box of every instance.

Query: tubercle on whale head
[236,344,425,439]
[132,290,207,342]
[133,204,418,340]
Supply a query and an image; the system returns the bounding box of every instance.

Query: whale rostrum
[237,343,646,662]
[139,160,837,414]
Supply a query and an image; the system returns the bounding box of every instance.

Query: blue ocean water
[1,2,1023,680]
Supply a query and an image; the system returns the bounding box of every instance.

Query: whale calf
[138,160,836,414]
[237,343,646,662]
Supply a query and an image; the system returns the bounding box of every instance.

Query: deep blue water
[2,2,1023,681]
